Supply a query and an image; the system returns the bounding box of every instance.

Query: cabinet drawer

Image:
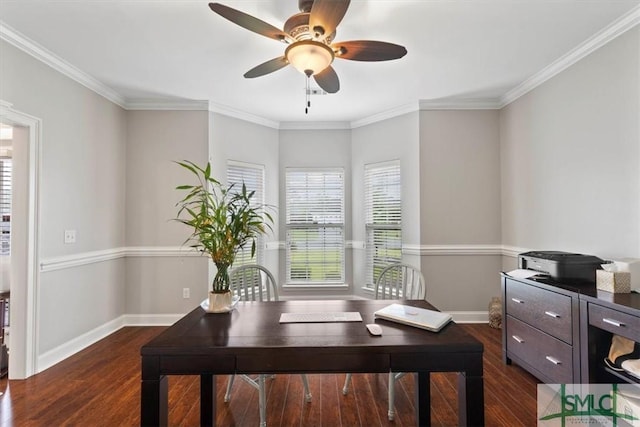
[589,303,640,342]
[506,279,573,344]
[506,315,573,384]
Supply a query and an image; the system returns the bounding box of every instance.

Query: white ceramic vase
[208,290,233,313]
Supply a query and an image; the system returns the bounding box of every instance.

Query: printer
[518,250,605,284]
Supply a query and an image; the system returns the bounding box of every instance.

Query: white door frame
[0,100,41,379]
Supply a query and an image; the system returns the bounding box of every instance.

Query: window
[0,158,11,256]
[286,168,345,284]
[365,161,401,288]
[227,161,265,268]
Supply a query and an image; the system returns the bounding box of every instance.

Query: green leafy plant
[174,160,273,293]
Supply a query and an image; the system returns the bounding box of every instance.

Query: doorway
[0,101,41,379]
[0,123,12,378]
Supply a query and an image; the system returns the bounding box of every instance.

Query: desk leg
[415,372,431,427]
[140,375,168,427]
[201,374,216,427]
[458,372,484,427]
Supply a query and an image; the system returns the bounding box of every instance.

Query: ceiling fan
[208,0,407,95]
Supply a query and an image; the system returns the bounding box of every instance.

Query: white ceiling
[1,0,639,125]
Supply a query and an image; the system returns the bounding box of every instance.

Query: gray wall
[208,113,280,281]
[1,40,127,354]
[419,110,503,311]
[351,112,421,298]
[500,26,640,260]
[125,110,209,315]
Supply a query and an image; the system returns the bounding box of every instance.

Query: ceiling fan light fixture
[285,40,334,76]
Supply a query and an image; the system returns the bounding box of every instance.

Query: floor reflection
[0,377,12,422]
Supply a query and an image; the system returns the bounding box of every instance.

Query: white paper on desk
[506,269,542,279]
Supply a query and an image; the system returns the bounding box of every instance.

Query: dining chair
[225,264,312,427]
[342,263,426,421]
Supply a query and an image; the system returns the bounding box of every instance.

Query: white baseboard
[37,316,125,373]
[449,311,489,323]
[121,313,184,326]
[36,314,183,373]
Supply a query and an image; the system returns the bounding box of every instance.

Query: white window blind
[286,168,345,284]
[227,161,265,268]
[365,161,401,288]
[0,159,11,256]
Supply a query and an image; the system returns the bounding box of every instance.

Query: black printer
[518,250,605,284]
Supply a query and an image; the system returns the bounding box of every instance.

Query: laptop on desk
[374,303,452,332]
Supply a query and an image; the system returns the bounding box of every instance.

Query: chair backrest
[375,263,425,300]
[229,264,279,302]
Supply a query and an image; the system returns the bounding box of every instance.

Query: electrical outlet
[64,229,76,244]
[182,288,190,299]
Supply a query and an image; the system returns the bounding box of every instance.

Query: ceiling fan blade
[333,40,407,61]
[209,3,292,43]
[309,0,350,41]
[244,56,289,78]
[313,66,340,93]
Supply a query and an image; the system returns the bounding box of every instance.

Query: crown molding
[350,102,419,129]
[0,100,13,115]
[4,5,638,129]
[125,99,210,111]
[279,121,351,130]
[0,21,127,109]
[500,5,640,107]
[208,101,280,129]
[419,98,502,110]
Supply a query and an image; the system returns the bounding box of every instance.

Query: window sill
[283,283,350,290]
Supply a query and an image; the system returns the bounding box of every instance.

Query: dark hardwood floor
[0,323,540,426]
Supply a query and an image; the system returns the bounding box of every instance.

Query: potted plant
[174,160,273,312]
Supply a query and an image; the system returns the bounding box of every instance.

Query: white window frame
[227,160,266,268]
[365,160,402,290]
[285,167,345,286]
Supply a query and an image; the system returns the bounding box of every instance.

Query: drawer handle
[512,335,524,344]
[511,298,524,304]
[544,311,560,318]
[603,318,626,328]
[545,356,562,365]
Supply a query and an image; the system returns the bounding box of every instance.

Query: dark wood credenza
[579,289,640,384]
[501,273,640,385]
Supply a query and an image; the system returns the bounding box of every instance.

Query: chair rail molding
[39,246,202,272]
[501,245,530,258]
[403,244,504,256]
[39,244,530,272]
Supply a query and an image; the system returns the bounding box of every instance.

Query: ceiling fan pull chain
[305,75,310,114]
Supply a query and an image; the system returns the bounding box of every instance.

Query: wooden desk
[140,299,484,426]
